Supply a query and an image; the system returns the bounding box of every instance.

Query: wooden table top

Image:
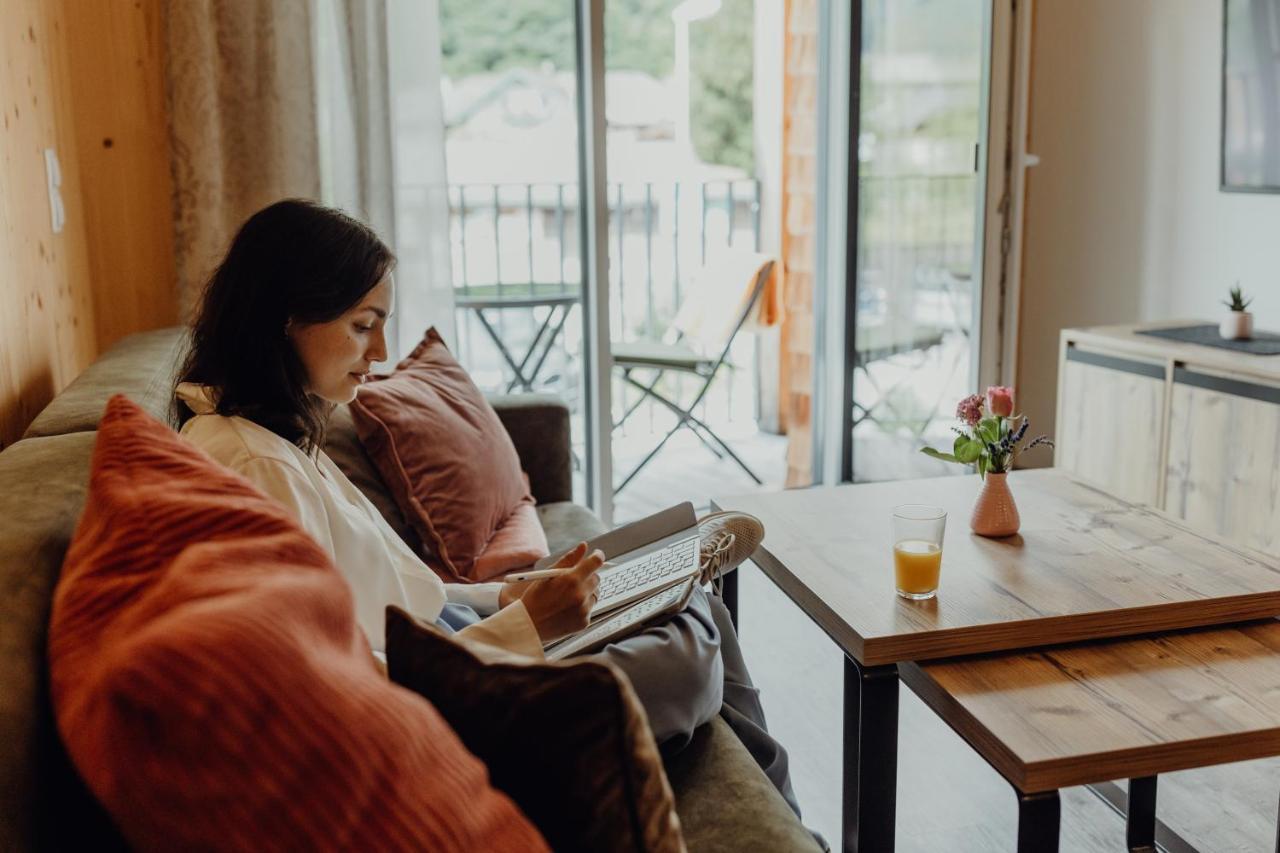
[900,620,1280,792]
[713,469,1280,666]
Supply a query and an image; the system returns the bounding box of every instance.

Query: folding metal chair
[611,257,776,495]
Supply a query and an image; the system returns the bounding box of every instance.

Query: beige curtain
[165,0,321,318]
[163,0,456,353]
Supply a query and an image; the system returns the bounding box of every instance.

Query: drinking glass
[892,505,947,600]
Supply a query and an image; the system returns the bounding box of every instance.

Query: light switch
[44,148,65,234]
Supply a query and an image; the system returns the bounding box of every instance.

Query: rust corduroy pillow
[48,395,549,853]
[351,327,548,582]
[386,606,686,853]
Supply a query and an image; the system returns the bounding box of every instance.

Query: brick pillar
[779,0,819,488]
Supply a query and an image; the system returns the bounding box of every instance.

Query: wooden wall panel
[0,1,98,448]
[0,0,175,449]
[59,1,176,351]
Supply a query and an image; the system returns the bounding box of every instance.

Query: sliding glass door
[837,0,996,483]
[433,0,615,517]
[602,0,785,521]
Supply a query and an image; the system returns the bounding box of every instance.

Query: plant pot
[970,472,1020,537]
[1220,311,1254,340]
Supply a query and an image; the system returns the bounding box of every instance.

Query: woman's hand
[498,542,589,607]
[516,542,605,644]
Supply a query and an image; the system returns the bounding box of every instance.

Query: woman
[174,199,799,817]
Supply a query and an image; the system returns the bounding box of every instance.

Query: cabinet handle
[1066,347,1164,380]
[1172,368,1280,406]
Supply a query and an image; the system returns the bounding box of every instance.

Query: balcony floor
[612,422,788,523]
[612,423,964,523]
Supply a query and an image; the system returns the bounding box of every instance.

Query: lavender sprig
[1010,419,1029,445]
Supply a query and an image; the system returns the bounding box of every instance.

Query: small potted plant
[1220,285,1254,340]
[921,387,1054,537]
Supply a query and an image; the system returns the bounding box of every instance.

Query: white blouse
[175,382,544,659]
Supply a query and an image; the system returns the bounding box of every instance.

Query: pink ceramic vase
[970,472,1020,537]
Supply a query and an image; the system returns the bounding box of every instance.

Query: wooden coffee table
[712,469,1280,853]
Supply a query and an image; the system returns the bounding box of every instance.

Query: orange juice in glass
[892,505,947,600]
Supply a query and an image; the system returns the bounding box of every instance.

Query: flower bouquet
[921,386,1053,536]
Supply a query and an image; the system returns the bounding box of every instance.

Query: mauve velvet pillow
[48,395,549,853]
[386,606,686,853]
[351,328,547,582]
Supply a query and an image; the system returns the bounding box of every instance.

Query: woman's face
[289,274,393,405]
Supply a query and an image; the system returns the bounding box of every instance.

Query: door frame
[574,0,614,523]
[814,0,1023,485]
[977,0,1035,393]
[813,0,856,486]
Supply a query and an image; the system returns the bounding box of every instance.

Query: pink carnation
[956,394,984,426]
[986,386,1015,418]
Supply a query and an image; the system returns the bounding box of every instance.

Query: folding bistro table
[454,282,580,393]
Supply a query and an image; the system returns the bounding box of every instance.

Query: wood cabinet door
[1056,348,1166,505]
[1164,369,1280,554]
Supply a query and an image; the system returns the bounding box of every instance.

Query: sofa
[0,327,819,852]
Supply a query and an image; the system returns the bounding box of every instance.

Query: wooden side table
[902,620,1280,852]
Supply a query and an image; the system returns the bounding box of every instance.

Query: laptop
[534,502,701,618]
[537,502,702,658]
[544,575,697,660]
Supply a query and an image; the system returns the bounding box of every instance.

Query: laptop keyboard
[593,535,699,615]
[548,578,692,660]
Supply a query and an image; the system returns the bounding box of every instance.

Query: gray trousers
[437,587,801,818]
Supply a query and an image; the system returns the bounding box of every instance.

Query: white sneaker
[697,510,764,586]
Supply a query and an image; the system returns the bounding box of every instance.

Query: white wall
[1137,1,1280,324]
[1016,0,1280,465]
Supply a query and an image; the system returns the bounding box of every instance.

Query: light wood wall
[60,3,175,350]
[0,0,175,450]
[1,0,97,446]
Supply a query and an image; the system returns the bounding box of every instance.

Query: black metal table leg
[843,657,899,853]
[720,566,739,630]
[473,309,531,390]
[520,304,572,392]
[1016,789,1061,853]
[505,304,558,393]
[1088,781,1201,853]
[1127,776,1157,852]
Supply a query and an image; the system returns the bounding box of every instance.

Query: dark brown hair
[176,199,396,452]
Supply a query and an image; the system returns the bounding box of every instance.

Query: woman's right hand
[518,542,605,644]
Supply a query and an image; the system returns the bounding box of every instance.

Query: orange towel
[755,255,784,328]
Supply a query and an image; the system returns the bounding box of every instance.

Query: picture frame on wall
[1222,0,1280,193]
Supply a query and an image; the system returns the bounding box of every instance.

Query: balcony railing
[444,174,978,428]
[448,180,761,341]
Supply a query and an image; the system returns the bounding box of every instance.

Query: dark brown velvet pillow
[385,606,686,853]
